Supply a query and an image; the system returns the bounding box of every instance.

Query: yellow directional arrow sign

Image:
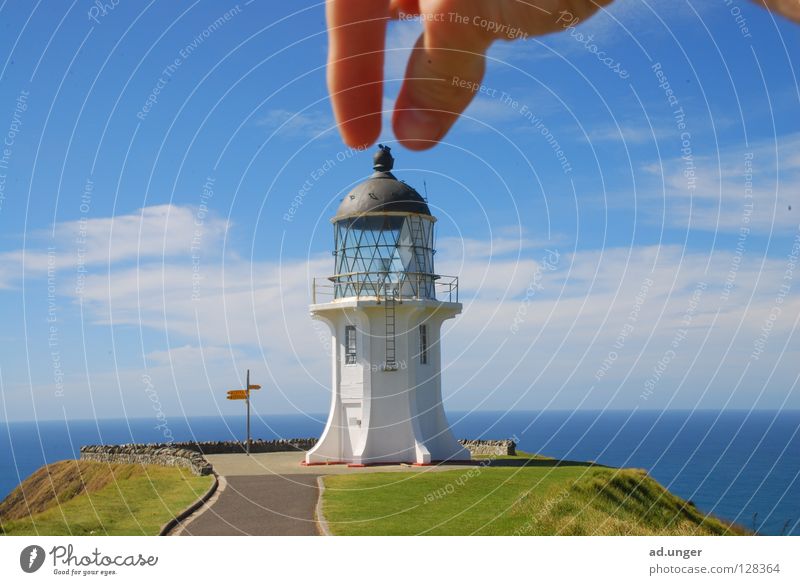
[228,369,258,454]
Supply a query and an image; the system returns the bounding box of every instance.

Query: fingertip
[393,107,445,150]
[339,117,381,150]
[391,25,488,151]
[327,77,383,149]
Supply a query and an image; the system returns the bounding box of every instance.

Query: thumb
[393,22,491,150]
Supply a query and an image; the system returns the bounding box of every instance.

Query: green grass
[321,456,747,536]
[0,460,213,536]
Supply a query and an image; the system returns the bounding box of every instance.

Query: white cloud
[146,344,240,366]
[646,132,800,231]
[440,242,800,411]
[256,108,335,139]
[0,204,229,289]
[62,204,229,264]
[588,124,661,144]
[0,249,53,288]
[438,234,551,259]
[4,203,799,419]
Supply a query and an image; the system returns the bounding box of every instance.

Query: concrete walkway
[172,452,479,536]
[177,473,321,536]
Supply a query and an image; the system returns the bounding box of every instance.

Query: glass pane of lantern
[333,215,437,299]
[397,218,414,270]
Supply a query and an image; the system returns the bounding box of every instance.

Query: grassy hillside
[321,455,747,536]
[0,460,213,536]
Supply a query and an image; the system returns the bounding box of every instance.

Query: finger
[753,0,800,23]
[390,0,420,19]
[393,23,491,150]
[326,0,391,149]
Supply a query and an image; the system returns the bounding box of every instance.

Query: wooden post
[246,368,251,455]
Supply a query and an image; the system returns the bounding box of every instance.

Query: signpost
[226,369,261,455]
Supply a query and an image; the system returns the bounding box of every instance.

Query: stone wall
[458,439,516,457]
[79,439,318,475]
[80,438,516,473]
[173,438,318,454]
[80,444,213,476]
[177,438,514,457]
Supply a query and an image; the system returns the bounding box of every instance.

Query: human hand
[758,0,800,23]
[326,0,800,151]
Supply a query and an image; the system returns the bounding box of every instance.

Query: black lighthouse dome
[333,145,430,220]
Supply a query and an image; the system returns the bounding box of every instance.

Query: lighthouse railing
[312,272,458,304]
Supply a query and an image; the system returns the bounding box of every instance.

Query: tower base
[304,297,470,466]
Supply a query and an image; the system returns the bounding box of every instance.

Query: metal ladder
[384,285,398,371]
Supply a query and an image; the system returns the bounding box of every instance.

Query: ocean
[1,410,797,535]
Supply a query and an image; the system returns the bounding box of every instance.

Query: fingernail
[396,108,441,149]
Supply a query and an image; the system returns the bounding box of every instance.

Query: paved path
[173,452,480,536]
[177,474,321,536]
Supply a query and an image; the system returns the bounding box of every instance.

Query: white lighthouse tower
[305,145,469,466]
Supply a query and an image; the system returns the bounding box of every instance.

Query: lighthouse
[305,145,470,466]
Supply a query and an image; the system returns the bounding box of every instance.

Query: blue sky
[0,0,798,423]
